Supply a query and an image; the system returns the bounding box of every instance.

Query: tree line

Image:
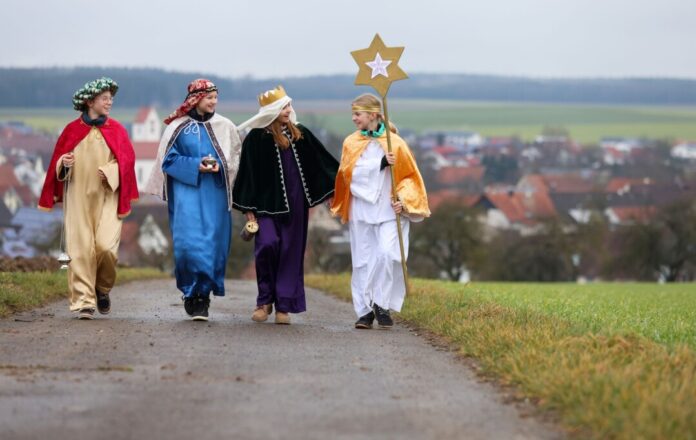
[2,67,696,107]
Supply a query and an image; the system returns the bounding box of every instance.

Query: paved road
[0,279,561,440]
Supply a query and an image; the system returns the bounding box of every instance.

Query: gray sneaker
[78,308,95,320]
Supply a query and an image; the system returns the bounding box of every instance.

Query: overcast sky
[1,0,693,79]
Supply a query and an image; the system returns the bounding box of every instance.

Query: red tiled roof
[604,147,626,158]
[464,156,481,166]
[133,141,159,160]
[134,107,153,124]
[545,174,595,193]
[120,221,140,244]
[14,185,35,206]
[118,221,143,265]
[0,164,21,188]
[605,177,652,193]
[0,165,35,205]
[609,206,657,223]
[520,173,596,194]
[484,191,528,223]
[0,129,55,154]
[432,145,457,154]
[484,189,557,224]
[486,137,516,146]
[428,189,481,211]
[436,166,485,185]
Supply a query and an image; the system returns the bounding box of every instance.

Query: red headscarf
[164,78,218,125]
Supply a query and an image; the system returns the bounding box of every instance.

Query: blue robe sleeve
[162,140,200,187]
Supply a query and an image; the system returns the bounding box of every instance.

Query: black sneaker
[355,311,374,329]
[96,290,110,315]
[191,296,210,321]
[78,308,95,320]
[183,296,195,316]
[373,304,393,328]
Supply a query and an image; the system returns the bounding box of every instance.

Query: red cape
[39,117,138,218]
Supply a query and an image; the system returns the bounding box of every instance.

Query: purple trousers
[254,147,308,313]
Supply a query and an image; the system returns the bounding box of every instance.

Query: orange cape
[331,130,430,224]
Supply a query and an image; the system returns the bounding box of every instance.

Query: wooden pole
[381,95,410,295]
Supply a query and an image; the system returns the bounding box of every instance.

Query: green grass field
[306,274,696,439]
[452,282,696,349]
[0,267,168,317]
[4,101,696,144]
[307,101,696,144]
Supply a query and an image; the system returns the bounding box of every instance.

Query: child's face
[276,103,293,124]
[196,91,218,114]
[87,91,113,117]
[352,111,376,130]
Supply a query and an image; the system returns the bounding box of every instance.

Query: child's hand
[98,169,107,182]
[199,162,220,173]
[62,153,75,168]
[245,212,256,222]
[385,152,396,166]
[391,199,403,214]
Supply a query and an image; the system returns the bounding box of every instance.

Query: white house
[442,131,483,150]
[13,156,45,196]
[599,137,643,153]
[138,214,169,255]
[671,142,696,160]
[132,107,162,142]
[131,107,162,189]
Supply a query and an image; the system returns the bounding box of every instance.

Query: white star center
[366,52,391,79]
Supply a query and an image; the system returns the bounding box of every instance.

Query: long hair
[352,93,398,134]
[267,118,302,149]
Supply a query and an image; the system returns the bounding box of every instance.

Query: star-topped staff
[351,33,410,295]
[351,33,408,96]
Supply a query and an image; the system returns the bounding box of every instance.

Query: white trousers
[349,218,410,318]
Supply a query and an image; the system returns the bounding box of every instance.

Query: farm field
[3,101,696,144]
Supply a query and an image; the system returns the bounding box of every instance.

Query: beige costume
[58,127,122,311]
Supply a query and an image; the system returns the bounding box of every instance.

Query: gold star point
[351,33,408,97]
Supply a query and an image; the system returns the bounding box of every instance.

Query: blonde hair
[352,93,398,134]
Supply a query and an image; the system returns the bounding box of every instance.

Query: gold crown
[258,85,288,107]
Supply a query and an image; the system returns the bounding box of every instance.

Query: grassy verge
[0,267,169,317]
[306,274,696,439]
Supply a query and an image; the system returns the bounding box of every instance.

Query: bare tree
[410,200,482,281]
[616,199,696,281]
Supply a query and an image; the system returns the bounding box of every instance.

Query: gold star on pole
[351,34,408,97]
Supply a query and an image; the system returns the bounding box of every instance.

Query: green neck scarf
[361,122,385,138]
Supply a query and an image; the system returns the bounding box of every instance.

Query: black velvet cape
[232,124,339,216]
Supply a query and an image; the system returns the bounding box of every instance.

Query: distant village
[2,108,696,280]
